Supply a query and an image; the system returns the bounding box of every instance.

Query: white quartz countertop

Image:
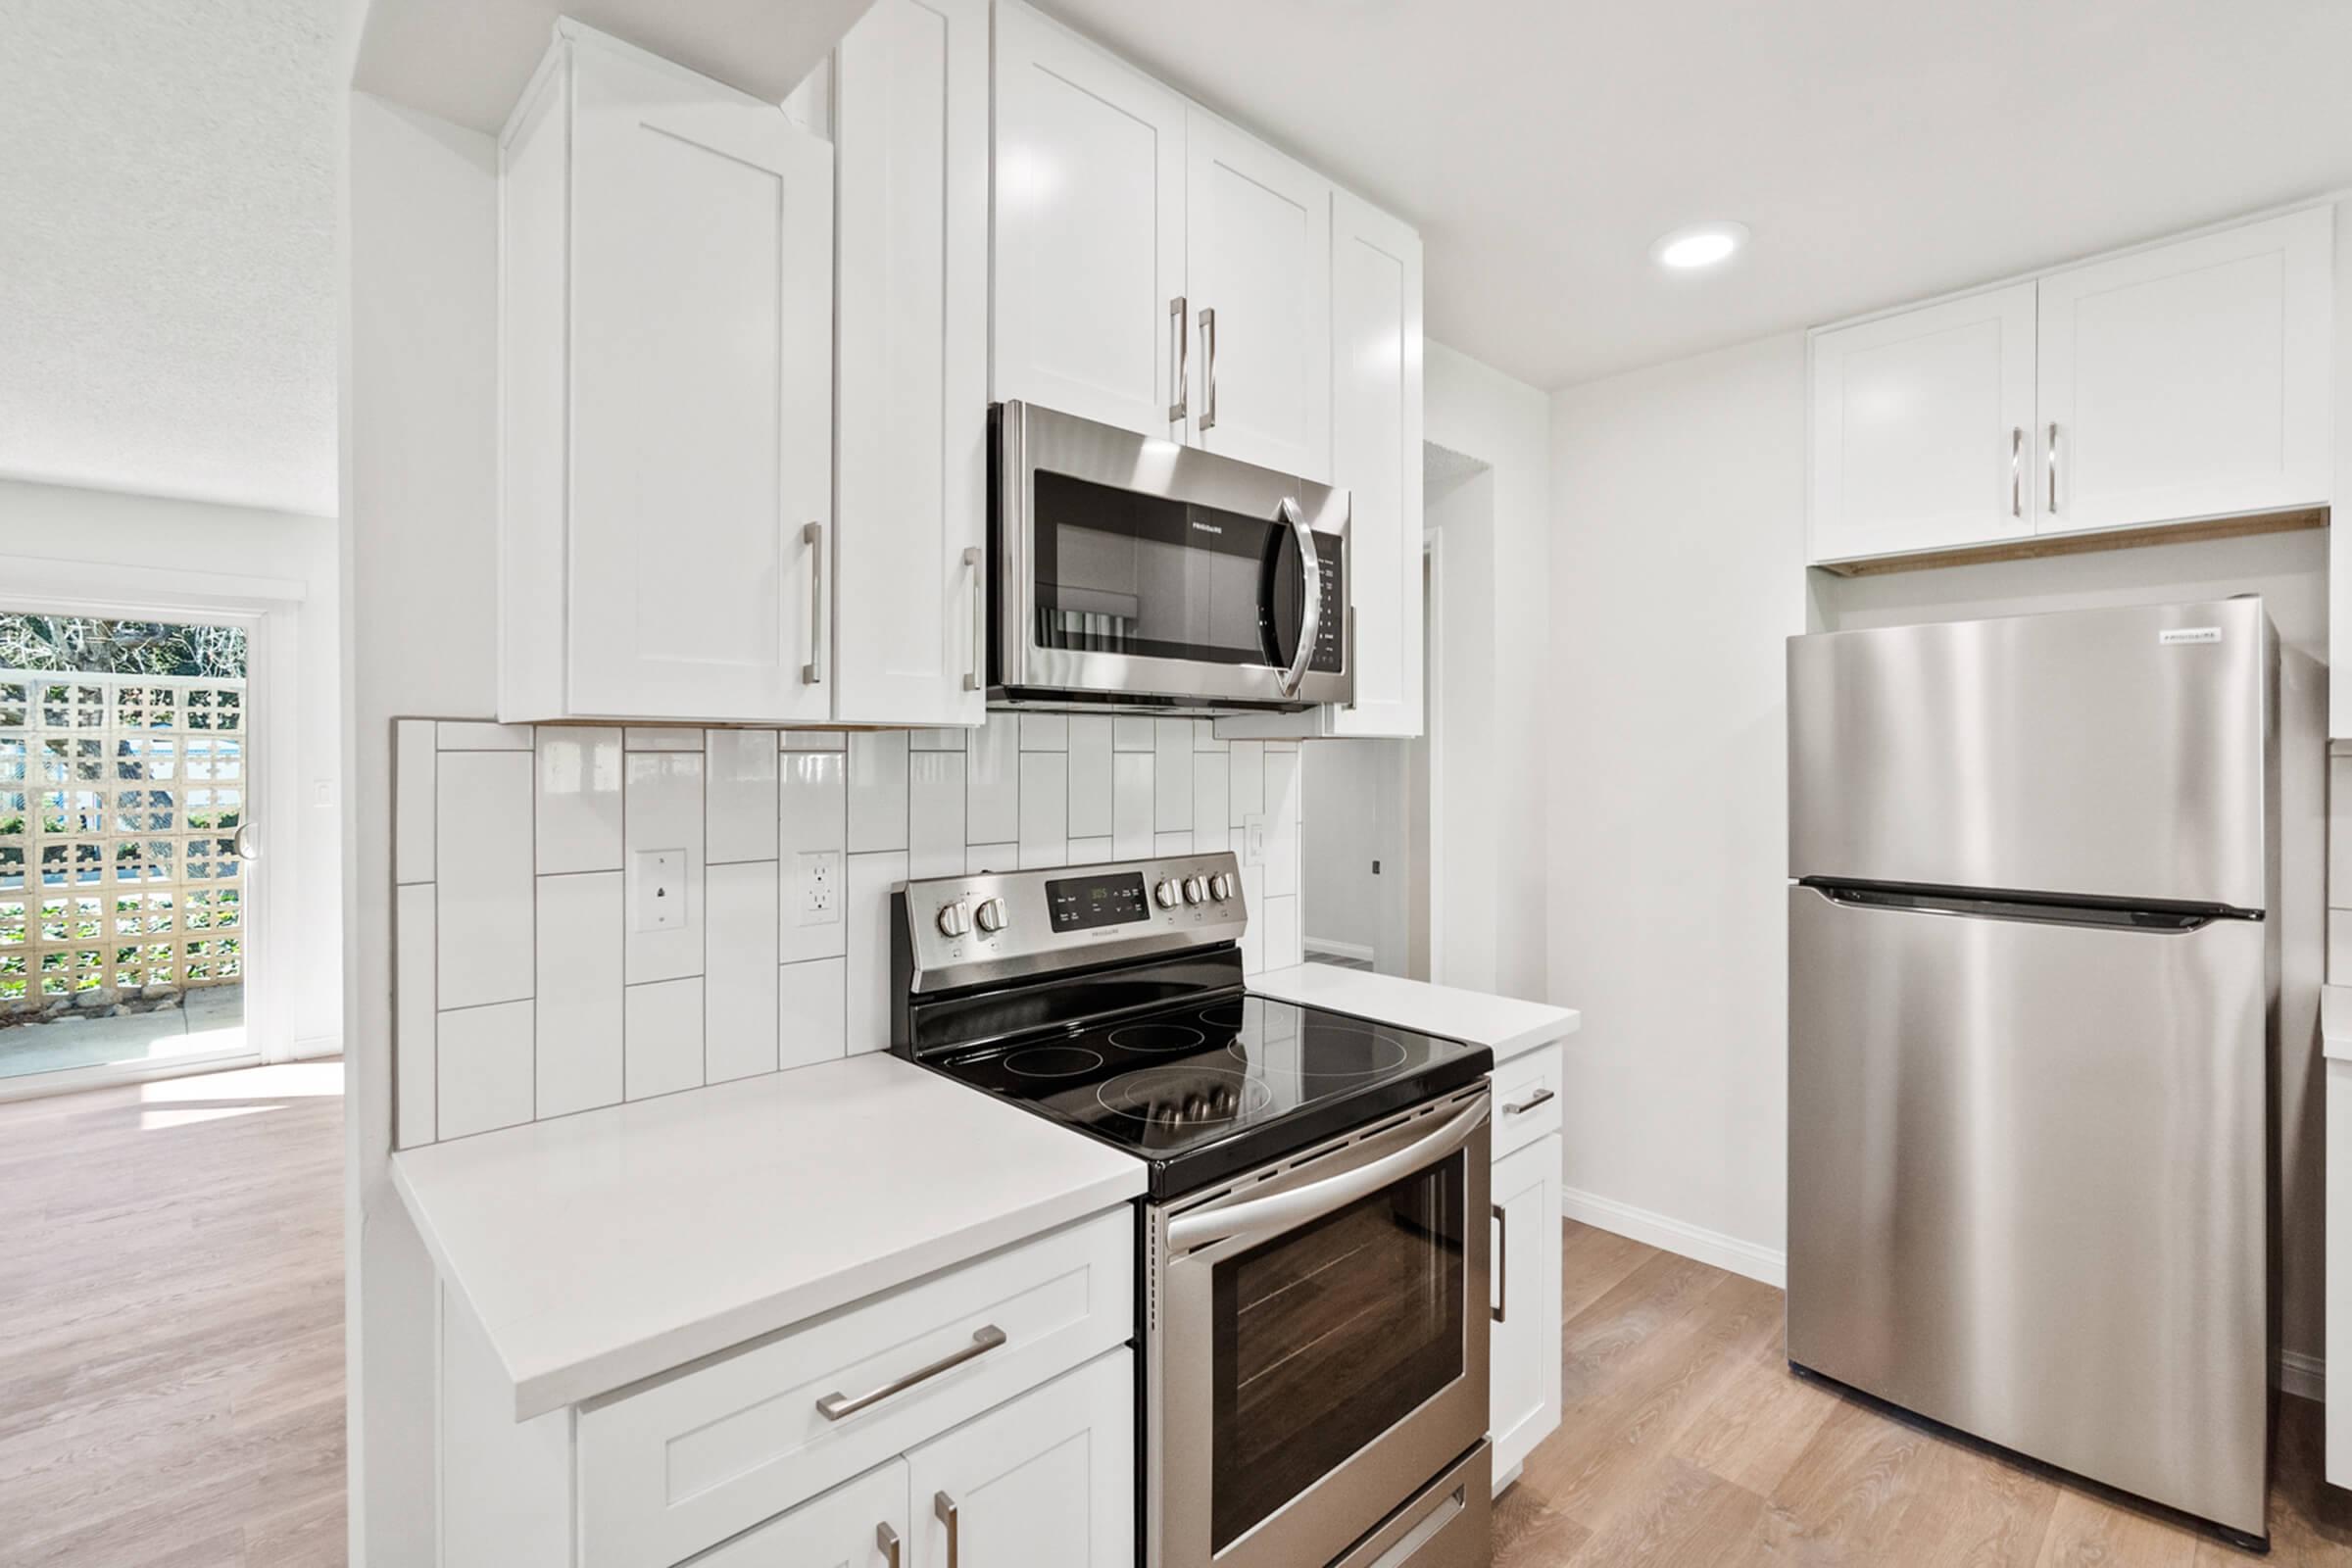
[2324,986,2352,1063]
[391,1052,1145,1421]
[1249,966,1580,1063]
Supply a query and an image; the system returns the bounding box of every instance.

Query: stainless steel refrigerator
[1786,597,2278,1546]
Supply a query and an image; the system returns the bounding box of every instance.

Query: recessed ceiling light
[1650,221,1750,270]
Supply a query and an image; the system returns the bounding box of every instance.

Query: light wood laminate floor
[1494,1221,2352,1567]
[0,1062,345,1567]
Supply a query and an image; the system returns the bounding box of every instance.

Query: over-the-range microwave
[989,401,1351,713]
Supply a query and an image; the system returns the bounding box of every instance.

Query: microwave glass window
[1031,470,1339,672]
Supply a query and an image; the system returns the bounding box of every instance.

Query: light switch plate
[633,849,686,932]
[1242,814,1268,867]
[798,850,843,925]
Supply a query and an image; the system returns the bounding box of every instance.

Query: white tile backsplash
[392,713,1298,1147]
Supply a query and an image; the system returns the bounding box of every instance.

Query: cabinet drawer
[1491,1042,1563,1160]
[578,1206,1133,1568]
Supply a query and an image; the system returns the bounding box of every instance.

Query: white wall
[1302,738,1407,967]
[0,476,344,1060]
[1544,329,2330,1368]
[1425,343,1549,999]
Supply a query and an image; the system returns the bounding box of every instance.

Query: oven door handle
[1167,1094,1490,1253]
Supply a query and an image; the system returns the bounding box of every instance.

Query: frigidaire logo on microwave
[1191,520,1223,535]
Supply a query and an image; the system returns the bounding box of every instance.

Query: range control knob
[974,897,1009,935]
[935,902,970,939]
[1207,871,1236,903]
[1182,875,1207,906]
[1153,878,1180,909]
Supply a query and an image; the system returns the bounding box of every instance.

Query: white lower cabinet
[1489,1132,1562,1489]
[906,1350,1135,1568]
[697,1459,910,1568]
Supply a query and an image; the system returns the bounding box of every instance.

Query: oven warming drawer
[1330,1444,1493,1568]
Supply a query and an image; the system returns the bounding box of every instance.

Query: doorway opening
[0,612,258,1089]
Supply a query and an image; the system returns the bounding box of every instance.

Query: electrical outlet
[1242,814,1268,867]
[633,849,686,933]
[799,850,843,925]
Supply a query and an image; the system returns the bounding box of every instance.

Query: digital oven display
[1047,871,1152,932]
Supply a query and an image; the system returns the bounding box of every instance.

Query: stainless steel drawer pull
[1504,1087,1555,1115]
[812,1325,1006,1421]
[1492,1200,1507,1324]
[877,1522,902,1568]
[935,1491,960,1568]
[1169,294,1189,422]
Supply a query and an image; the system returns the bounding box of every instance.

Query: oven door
[1148,1087,1492,1568]
[995,400,1350,710]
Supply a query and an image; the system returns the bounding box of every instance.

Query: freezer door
[1788,598,2274,909]
[1787,885,2270,1539]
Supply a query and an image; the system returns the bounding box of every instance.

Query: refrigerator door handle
[1798,880,2254,932]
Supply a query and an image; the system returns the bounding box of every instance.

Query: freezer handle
[1799,879,2256,932]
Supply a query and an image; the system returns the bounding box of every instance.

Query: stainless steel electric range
[892,851,1495,1568]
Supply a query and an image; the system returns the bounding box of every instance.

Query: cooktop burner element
[1002,1044,1105,1079]
[1106,1022,1207,1053]
[1096,1064,1272,1129]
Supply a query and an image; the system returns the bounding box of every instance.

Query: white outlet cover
[798,850,844,926]
[634,849,686,933]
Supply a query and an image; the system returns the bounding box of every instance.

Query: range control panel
[900,851,1249,994]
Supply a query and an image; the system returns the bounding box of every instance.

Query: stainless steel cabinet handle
[1169,295,1189,423]
[935,1492,960,1568]
[962,545,984,693]
[876,1522,902,1568]
[1493,1201,1507,1323]
[1504,1087,1555,1115]
[812,1325,1006,1421]
[2010,426,2023,518]
[802,521,826,686]
[1198,305,1218,432]
[1276,496,1320,699]
[2046,421,2059,514]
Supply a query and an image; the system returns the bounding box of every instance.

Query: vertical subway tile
[394,719,436,885]
[435,749,534,1009]
[847,730,910,853]
[624,750,706,985]
[779,956,848,1072]
[1264,749,1301,899]
[782,730,847,751]
[437,1000,535,1140]
[1112,753,1155,858]
[846,853,908,1054]
[908,727,968,751]
[706,860,782,1084]
[1067,715,1112,838]
[967,843,1020,874]
[909,751,968,878]
[1018,752,1068,868]
[1153,720,1194,831]
[707,729,780,864]
[1192,753,1228,846]
[1067,836,1114,864]
[624,977,705,1101]
[1192,718,1227,752]
[967,712,1020,844]
[534,871,623,1117]
[534,725,622,874]
[1020,713,1067,751]
[623,727,702,752]
[1113,716,1156,753]
[1154,831,1193,857]
[394,883,436,1148]
[1227,741,1264,827]
[1262,895,1300,971]
[779,750,848,965]
[438,720,533,750]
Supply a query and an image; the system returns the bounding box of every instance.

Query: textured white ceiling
[1,0,337,516]
[1041,0,2352,390]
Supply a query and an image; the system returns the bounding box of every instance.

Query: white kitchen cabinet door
[906,1349,1133,1568]
[2036,206,2332,536]
[1327,189,1424,737]
[698,1460,909,1568]
[1489,1134,1561,1489]
[834,0,989,726]
[992,0,1187,441]
[502,24,834,723]
[1808,282,2037,564]
[1185,110,1332,481]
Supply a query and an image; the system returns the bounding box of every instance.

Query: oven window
[1208,1150,1468,1552]
[1031,470,1332,669]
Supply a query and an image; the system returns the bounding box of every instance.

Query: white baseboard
[1560,1186,2328,1401]
[1302,937,1376,963]
[1558,1185,1787,1289]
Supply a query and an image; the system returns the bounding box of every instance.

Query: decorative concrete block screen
[0,671,247,1012]
[393,716,1306,1148]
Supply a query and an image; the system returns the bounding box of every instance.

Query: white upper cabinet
[833,0,990,726]
[991,1,1187,440]
[1184,113,1333,481]
[1808,206,2334,568]
[904,1350,1133,1568]
[2036,206,2333,535]
[500,24,834,723]
[1328,189,1424,737]
[1809,283,2037,564]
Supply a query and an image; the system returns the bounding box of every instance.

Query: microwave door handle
[1167,1094,1490,1253]
[1276,496,1321,698]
